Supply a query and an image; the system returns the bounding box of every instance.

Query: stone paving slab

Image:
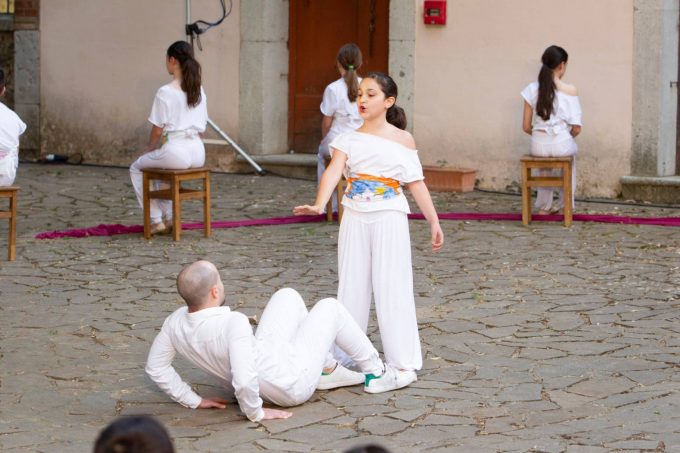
[0,163,679,452]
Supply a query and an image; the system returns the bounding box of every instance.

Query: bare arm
[522,101,533,135]
[143,125,164,153]
[321,116,333,140]
[570,125,582,138]
[293,150,347,215]
[407,180,444,252]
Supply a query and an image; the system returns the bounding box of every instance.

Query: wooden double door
[288,0,389,154]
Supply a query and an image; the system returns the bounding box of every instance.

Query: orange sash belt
[346,173,401,193]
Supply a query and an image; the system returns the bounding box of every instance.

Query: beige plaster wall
[40,0,240,168]
[414,0,633,197]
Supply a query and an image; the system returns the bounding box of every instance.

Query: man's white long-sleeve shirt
[145,306,265,422]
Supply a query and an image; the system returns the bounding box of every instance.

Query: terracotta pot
[422,167,477,192]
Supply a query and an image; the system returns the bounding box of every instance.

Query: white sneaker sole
[364,372,417,394]
[317,366,365,390]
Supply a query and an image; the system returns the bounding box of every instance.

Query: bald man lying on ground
[146,260,414,422]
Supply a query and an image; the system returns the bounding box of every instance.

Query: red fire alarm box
[424,1,446,25]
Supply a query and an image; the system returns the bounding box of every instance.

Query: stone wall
[0,23,13,107]
[13,0,40,158]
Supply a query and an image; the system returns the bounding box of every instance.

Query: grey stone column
[389,0,416,133]
[621,0,679,202]
[14,29,40,155]
[630,0,678,176]
[239,0,289,155]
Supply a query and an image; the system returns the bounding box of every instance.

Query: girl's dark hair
[94,416,175,453]
[337,43,363,102]
[0,68,5,90]
[364,71,407,130]
[536,45,568,121]
[167,41,202,108]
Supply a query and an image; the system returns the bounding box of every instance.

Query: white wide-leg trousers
[255,288,383,407]
[129,137,205,223]
[530,132,578,211]
[336,208,422,371]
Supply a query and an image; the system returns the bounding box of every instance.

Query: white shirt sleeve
[520,83,537,107]
[145,327,203,410]
[227,314,265,422]
[400,150,425,183]
[148,89,169,128]
[329,133,351,158]
[566,96,583,126]
[18,116,26,136]
[320,84,337,117]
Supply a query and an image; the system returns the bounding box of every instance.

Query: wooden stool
[0,186,18,261]
[520,155,573,227]
[323,156,347,223]
[142,168,211,241]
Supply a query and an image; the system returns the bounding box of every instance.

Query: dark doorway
[288,0,389,154]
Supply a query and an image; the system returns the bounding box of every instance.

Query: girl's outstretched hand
[293,205,324,216]
[431,223,444,252]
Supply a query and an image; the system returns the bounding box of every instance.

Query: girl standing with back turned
[521,45,582,214]
[317,43,364,212]
[295,72,444,392]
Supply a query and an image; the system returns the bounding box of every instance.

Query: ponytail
[180,57,202,108]
[336,43,362,102]
[365,71,408,130]
[536,64,556,121]
[387,105,407,130]
[535,45,568,121]
[167,41,202,108]
[342,67,359,102]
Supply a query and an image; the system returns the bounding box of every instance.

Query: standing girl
[294,73,444,391]
[317,43,364,211]
[522,45,582,214]
[130,41,208,234]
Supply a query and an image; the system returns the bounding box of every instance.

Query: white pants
[0,151,18,186]
[255,288,383,407]
[129,136,205,223]
[530,131,577,210]
[336,208,422,371]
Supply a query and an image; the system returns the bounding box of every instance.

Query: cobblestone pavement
[1,163,679,452]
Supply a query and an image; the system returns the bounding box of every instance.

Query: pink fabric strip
[34,212,680,240]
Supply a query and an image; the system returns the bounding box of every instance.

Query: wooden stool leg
[521,162,531,226]
[8,191,17,261]
[563,161,573,227]
[326,199,333,222]
[143,173,152,239]
[172,176,181,241]
[204,173,211,238]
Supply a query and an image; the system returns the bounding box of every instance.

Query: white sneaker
[317,364,365,390]
[364,365,417,394]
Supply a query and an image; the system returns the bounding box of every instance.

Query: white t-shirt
[320,78,363,135]
[145,306,265,422]
[0,102,27,153]
[0,102,27,181]
[148,81,208,133]
[330,131,424,214]
[521,82,582,135]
